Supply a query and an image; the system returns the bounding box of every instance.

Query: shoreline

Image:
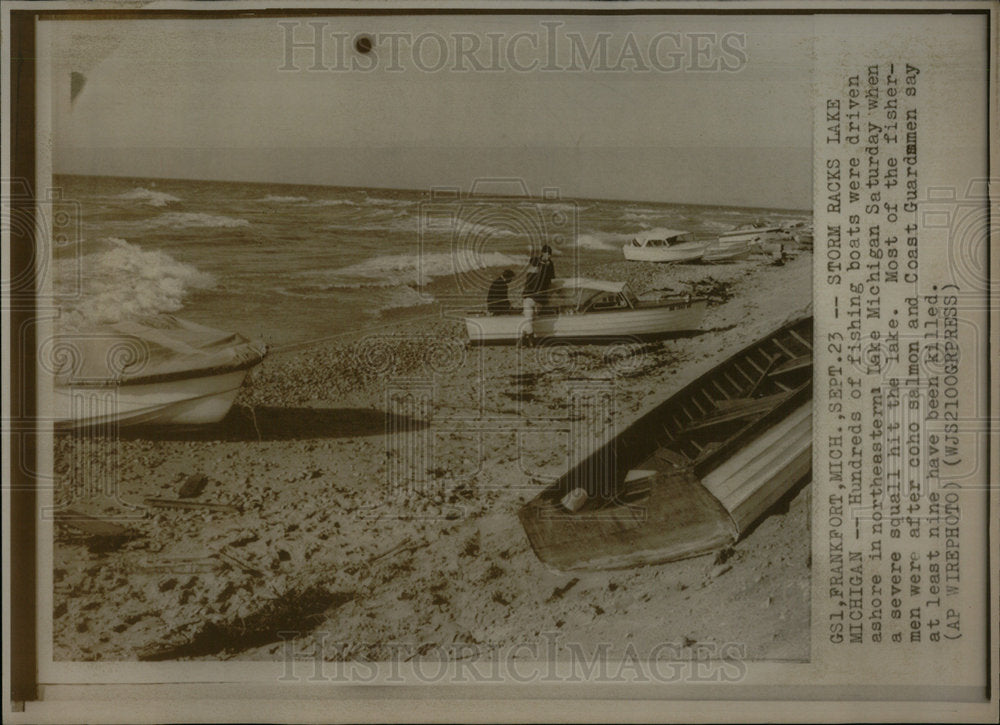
[53,251,813,662]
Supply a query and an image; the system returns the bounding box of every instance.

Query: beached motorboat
[463,278,707,343]
[51,316,267,429]
[699,239,754,263]
[518,314,812,571]
[622,230,707,263]
[716,222,791,246]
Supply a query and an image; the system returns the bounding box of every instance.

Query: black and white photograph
[2,1,996,722]
[44,10,814,666]
[41,11,812,661]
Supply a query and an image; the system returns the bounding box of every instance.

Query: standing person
[519,293,537,348]
[524,244,556,306]
[487,269,515,315]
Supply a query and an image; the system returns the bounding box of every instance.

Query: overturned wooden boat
[518,315,812,571]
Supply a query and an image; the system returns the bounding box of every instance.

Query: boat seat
[655,448,690,468]
[767,354,812,377]
[677,391,793,436]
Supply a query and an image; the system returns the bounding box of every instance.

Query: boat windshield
[580,290,634,312]
[633,232,692,247]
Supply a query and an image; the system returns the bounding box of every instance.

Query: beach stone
[228,532,259,548]
[177,473,209,498]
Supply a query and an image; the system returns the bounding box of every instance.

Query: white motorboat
[717,222,791,245]
[622,230,707,263]
[51,316,267,429]
[463,277,707,343]
[699,239,755,263]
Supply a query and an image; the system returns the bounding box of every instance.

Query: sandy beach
[53,250,812,663]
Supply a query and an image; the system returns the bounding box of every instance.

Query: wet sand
[53,251,813,663]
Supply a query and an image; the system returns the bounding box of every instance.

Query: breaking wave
[144,212,251,229]
[55,237,215,327]
[116,187,182,207]
[574,232,627,251]
[422,217,521,239]
[311,199,358,207]
[258,195,311,204]
[319,250,525,288]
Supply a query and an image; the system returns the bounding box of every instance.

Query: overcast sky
[48,14,816,208]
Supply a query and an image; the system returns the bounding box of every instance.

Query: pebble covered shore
[53,251,813,663]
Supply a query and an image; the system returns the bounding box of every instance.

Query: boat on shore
[622,230,707,263]
[699,239,755,263]
[463,277,707,344]
[51,316,267,430]
[518,314,812,571]
[716,222,791,246]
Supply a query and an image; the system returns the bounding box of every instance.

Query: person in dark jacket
[524,244,555,304]
[487,269,515,314]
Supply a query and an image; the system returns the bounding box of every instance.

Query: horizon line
[52,171,814,214]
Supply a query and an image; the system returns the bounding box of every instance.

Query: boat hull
[54,369,250,430]
[465,299,708,343]
[717,228,789,245]
[518,316,813,571]
[700,241,753,263]
[622,243,706,263]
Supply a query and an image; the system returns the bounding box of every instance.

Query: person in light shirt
[519,293,537,348]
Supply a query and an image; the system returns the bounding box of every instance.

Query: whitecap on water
[143,212,250,229]
[115,187,182,207]
[55,237,215,328]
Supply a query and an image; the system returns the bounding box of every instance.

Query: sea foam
[56,237,215,327]
[144,212,250,229]
[321,250,525,288]
[116,187,182,207]
[258,195,311,204]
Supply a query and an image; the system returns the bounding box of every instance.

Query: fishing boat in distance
[622,230,707,263]
[51,316,267,430]
[518,314,812,571]
[463,277,707,344]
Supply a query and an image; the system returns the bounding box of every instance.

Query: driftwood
[216,549,265,578]
[54,509,139,550]
[144,497,239,514]
[546,577,580,603]
[137,554,221,574]
[367,537,416,565]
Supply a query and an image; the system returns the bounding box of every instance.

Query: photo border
[2,1,996,721]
